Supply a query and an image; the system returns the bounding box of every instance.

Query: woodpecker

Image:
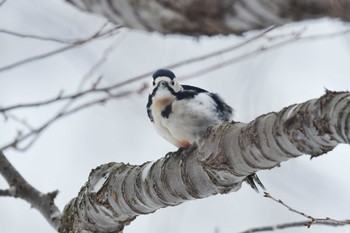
[147,69,265,192]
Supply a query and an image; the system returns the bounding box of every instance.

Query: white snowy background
[0,0,350,233]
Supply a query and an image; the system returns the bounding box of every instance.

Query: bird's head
[149,69,181,96]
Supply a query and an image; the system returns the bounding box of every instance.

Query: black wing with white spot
[176,85,208,100]
[179,85,233,121]
[208,93,233,121]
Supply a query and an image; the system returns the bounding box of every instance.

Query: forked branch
[0,151,61,230]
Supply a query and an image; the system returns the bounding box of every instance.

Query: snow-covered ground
[0,0,350,232]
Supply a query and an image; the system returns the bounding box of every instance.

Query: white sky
[0,0,350,233]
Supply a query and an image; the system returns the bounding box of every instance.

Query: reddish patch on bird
[178,140,190,148]
[154,97,172,110]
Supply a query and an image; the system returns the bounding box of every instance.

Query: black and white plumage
[147,69,233,148]
[146,69,265,192]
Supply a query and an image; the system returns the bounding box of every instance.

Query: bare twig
[239,220,350,233]
[53,33,129,129]
[264,192,350,227]
[264,27,307,41]
[0,44,77,73]
[0,0,6,7]
[0,29,84,44]
[77,31,128,90]
[2,27,350,152]
[0,25,122,73]
[0,150,61,229]
[93,25,280,91]
[165,26,278,72]
[0,26,279,113]
[2,26,350,114]
[0,84,147,151]
[2,112,34,130]
[181,28,350,80]
[239,192,350,232]
[0,21,118,44]
[0,80,124,114]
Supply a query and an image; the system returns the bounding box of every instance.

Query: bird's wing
[181,84,208,93]
[181,85,233,121]
[176,85,208,100]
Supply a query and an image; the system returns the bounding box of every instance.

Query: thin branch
[0,21,118,44]
[264,27,307,41]
[0,78,129,114]
[239,220,350,233]
[0,32,140,152]
[0,25,122,73]
[0,29,84,44]
[0,44,76,73]
[2,28,350,152]
[0,26,124,128]
[0,0,7,7]
[181,28,350,80]
[164,25,278,73]
[0,77,117,114]
[77,31,128,90]
[263,192,350,227]
[51,33,129,132]
[0,84,147,151]
[0,150,61,230]
[3,112,35,130]
[2,26,349,114]
[0,91,66,113]
[93,25,280,91]
[0,26,281,113]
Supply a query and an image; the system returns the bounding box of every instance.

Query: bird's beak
[158,80,168,87]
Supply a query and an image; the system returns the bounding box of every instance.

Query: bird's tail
[244,173,265,193]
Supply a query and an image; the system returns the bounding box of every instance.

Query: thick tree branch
[0,188,15,197]
[59,91,350,232]
[65,0,350,36]
[0,151,61,230]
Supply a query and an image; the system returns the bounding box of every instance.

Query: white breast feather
[161,93,225,145]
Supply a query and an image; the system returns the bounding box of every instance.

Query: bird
[146,68,265,192]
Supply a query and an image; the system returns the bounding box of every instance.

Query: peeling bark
[65,0,350,36]
[59,91,350,233]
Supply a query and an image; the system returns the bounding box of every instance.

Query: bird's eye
[153,81,156,86]
[171,81,175,85]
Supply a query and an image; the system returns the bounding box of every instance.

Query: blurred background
[0,0,350,232]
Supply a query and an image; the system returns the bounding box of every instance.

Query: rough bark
[65,0,350,36]
[59,91,349,233]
